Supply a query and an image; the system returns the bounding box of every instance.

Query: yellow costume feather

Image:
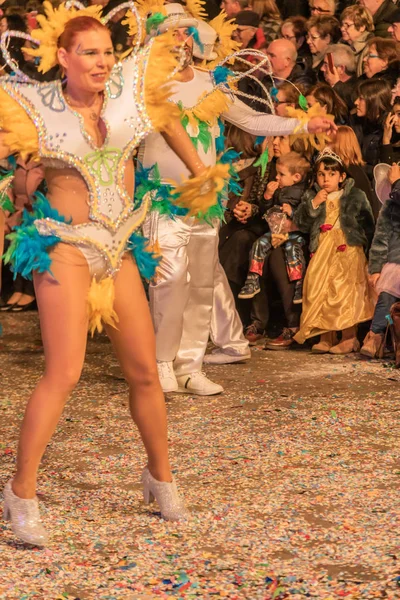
[143,31,181,133]
[185,0,208,20]
[171,163,230,217]
[206,11,240,69]
[286,103,335,151]
[182,85,232,131]
[0,88,39,159]
[123,0,166,44]
[87,276,119,336]
[25,1,103,74]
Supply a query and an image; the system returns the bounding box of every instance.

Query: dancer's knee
[43,364,83,395]
[125,362,159,391]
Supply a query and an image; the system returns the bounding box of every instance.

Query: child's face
[316,163,346,193]
[276,164,300,188]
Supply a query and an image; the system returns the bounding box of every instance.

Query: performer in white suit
[139,3,336,395]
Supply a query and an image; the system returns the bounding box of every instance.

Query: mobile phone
[326,52,335,74]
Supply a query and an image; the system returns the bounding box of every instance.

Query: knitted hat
[234,10,260,28]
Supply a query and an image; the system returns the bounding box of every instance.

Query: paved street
[0,312,399,599]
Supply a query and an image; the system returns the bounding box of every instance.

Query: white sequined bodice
[0,52,152,233]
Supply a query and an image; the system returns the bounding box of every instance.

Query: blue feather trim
[3,192,67,280]
[127,232,160,281]
[213,66,233,85]
[188,26,204,52]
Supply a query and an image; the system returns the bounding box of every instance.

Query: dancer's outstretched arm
[223,97,337,137]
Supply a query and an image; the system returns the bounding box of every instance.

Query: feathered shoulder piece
[123,0,167,44]
[142,30,181,133]
[206,11,240,69]
[185,0,208,20]
[0,87,39,159]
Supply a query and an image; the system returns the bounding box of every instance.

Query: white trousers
[143,213,248,375]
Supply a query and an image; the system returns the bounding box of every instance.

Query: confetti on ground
[0,312,399,599]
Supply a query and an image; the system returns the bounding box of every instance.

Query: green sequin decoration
[84,148,122,187]
[179,103,212,154]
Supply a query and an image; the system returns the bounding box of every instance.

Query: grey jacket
[369,180,400,274]
[294,178,375,254]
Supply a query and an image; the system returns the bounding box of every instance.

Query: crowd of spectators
[0,0,400,361]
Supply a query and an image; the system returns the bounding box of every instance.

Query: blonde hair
[277,151,310,180]
[340,5,374,33]
[252,0,281,20]
[329,125,365,167]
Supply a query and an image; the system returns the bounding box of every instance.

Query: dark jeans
[251,246,301,333]
[371,291,400,334]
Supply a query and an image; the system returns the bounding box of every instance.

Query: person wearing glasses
[280,16,313,68]
[309,0,336,17]
[306,14,341,73]
[362,37,400,87]
[340,5,375,77]
[358,0,398,38]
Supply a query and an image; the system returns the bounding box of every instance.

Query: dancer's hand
[368,273,381,289]
[312,189,328,208]
[307,117,337,136]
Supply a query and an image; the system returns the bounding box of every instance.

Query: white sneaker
[176,371,223,396]
[157,361,178,393]
[203,349,251,365]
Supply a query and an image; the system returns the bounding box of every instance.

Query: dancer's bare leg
[12,245,91,499]
[105,254,172,482]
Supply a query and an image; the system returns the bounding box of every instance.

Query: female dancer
[0,2,226,546]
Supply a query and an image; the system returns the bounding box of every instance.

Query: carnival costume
[0,1,226,335]
[133,1,333,391]
[294,150,375,346]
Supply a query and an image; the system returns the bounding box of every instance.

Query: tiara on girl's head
[315,147,344,166]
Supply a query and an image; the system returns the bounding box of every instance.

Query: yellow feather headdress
[206,11,240,69]
[25,1,104,74]
[185,0,208,20]
[123,0,166,44]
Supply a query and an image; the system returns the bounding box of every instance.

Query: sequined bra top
[0,53,152,233]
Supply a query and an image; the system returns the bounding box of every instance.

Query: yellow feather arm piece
[143,31,181,134]
[123,0,166,43]
[182,87,232,128]
[0,89,39,160]
[170,163,230,217]
[206,11,240,69]
[87,276,119,336]
[25,1,103,74]
[285,103,335,151]
[185,0,208,20]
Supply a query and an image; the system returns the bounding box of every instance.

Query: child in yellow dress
[294,148,375,354]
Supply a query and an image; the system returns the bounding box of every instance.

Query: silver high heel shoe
[141,467,190,521]
[3,480,48,546]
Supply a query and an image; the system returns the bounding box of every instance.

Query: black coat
[294,178,375,254]
[259,180,307,218]
[369,180,400,274]
[351,115,386,180]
